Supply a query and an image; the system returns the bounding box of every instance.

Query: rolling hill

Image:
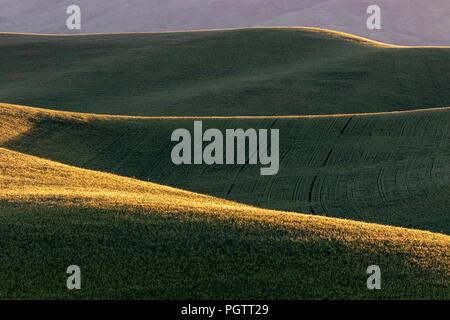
[2,103,449,234]
[0,28,449,299]
[0,28,450,116]
[0,147,449,299]
[1,0,449,46]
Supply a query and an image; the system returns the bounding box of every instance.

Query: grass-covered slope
[2,103,449,233]
[1,28,450,116]
[0,147,448,299]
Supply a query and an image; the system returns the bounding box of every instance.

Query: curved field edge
[0,147,449,299]
[2,103,449,234]
[1,28,450,116]
[1,102,450,121]
[1,26,447,48]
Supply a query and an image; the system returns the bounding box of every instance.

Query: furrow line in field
[291,176,302,203]
[308,175,318,215]
[322,149,334,167]
[340,117,353,135]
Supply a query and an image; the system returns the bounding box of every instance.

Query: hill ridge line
[2,103,449,120]
[2,26,450,48]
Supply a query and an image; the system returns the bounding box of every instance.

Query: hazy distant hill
[0,0,449,46]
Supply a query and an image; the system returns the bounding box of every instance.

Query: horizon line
[1,26,450,49]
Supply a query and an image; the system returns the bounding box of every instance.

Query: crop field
[0,28,449,299]
[0,147,449,299]
[0,28,450,116]
[2,103,449,234]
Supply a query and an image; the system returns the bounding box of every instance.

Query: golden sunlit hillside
[0,146,449,299]
[2,103,449,233]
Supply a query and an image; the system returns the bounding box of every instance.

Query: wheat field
[0,28,449,299]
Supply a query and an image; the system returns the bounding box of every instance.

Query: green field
[1,28,450,116]
[2,104,449,234]
[0,28,449,299]
[0,147,448,299]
